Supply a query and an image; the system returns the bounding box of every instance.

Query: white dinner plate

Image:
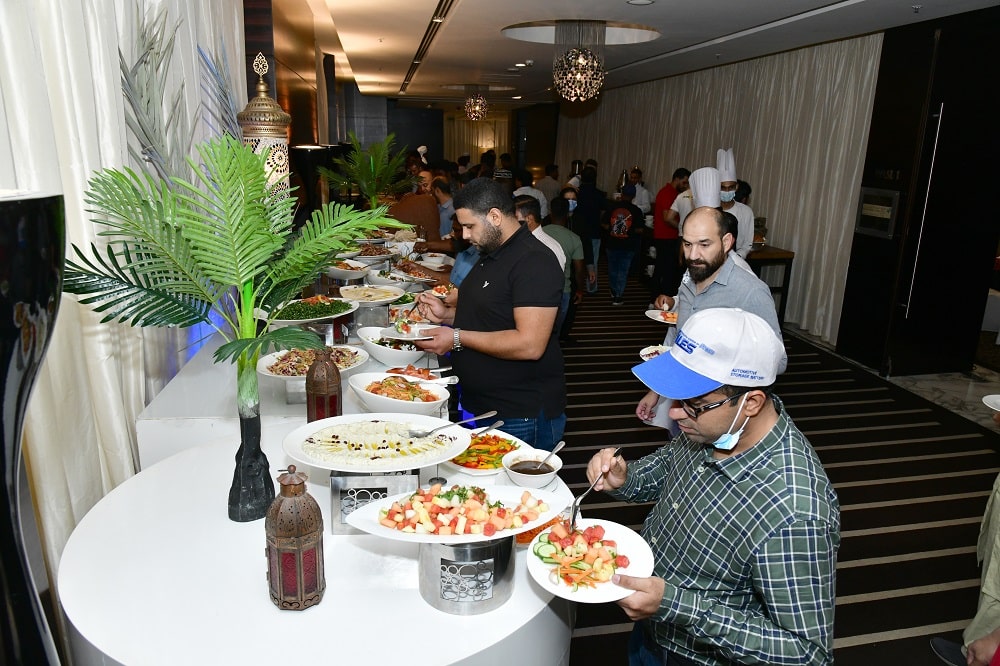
[379,325,435,341]
[391,270,436,284]
[335,249,361,259]
[639,345,670,362]
[344,485,568,544]
[983,395,1000,411]
[282,412,473,473]
[353,251,399,264]
[525,518,655,603]
[339,285,406,305]
[256,345,369,380]
[326,259,368,280]
[262,298,359,327]
[438,431,526,477]
[644,309,677,325]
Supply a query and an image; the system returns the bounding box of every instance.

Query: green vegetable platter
[259,295,359,328]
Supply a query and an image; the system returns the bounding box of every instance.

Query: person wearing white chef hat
[717,148,756,259]
[584,307,839,666]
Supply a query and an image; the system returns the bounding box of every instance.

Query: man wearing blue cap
[585,307,840,665]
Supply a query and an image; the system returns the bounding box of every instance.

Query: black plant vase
[228,353,274,521]
[0,194,64,664]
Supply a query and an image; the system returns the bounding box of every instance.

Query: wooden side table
[747,245,795,326]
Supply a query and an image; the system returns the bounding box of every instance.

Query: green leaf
[213,326,324,364]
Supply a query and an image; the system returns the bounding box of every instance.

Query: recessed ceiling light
[431,16,445,22]
[627,0,654,5]
[413,59,421,64]
[515,63,526,67]
[512,95,522,99]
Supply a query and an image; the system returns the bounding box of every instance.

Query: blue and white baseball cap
[632,308,784,400]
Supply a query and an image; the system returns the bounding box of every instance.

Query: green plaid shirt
[609,396,840,665]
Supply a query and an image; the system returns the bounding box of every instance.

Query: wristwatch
[452,327,462,352]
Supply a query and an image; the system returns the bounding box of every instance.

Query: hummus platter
[282,412,472,473]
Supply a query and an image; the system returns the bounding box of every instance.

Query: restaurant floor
[559,273,1000,666]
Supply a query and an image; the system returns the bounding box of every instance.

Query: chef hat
[689,167,721,208]
[417,145,428,164]
[717,148,737,183]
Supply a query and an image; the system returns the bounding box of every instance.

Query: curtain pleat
[444,115,510,163]
[556,34,882,342]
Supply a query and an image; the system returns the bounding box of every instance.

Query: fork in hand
[568,447,621,529]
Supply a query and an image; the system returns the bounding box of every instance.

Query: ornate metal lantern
[265,465,325,610]
[305,348,341,422]
[238,53,292,196]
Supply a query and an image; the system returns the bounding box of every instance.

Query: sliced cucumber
[534,542,558,558]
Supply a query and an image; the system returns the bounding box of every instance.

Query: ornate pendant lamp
[552,21,606,102]
[238,53,292,196]
[464,85,489,121]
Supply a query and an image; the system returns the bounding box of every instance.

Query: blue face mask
[568,199,578,213]
[711,393,749,451]
[720,190,736,203]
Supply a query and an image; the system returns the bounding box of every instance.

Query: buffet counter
[135,332,426,469]
[59,422,574,666]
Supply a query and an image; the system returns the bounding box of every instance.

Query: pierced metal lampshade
[238,53,291,195]
[464,92,489,120]
[552,47,605,102]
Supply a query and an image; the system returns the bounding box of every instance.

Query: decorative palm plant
[319,131,416,211]
[63,134,400,521]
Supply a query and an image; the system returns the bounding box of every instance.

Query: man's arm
[665,209,680,229]
[571,259,586,304]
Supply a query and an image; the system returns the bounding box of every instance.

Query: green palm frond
[214,326,325,365]
[173,136,290,288]
[318,132,416,210]
[64,243,211,327]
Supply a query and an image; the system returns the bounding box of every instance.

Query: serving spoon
[407,410,497,439]
[535,440,566,469]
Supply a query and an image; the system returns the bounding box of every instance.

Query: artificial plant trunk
[228,350,274,521]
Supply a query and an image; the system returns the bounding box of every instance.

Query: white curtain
[556,34,883,343]
[444,114,510,163]
[0,0,245,655]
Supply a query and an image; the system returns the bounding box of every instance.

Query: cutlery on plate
[569,447,621,529]
[399,375,459,386]
[470,419,503,436]
[407,410,498,438]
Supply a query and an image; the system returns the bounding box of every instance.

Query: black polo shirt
[453,224,566,419]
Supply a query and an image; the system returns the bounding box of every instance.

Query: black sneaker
[612,298,624,306]
[930,637,965,666]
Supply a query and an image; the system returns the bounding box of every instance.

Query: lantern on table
[265,465,325,610]
[305,348,341,422]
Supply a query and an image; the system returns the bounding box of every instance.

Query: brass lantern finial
[238,52,291,195]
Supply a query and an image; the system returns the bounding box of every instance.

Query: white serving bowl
[501,446,562,488]
[326,258,368,280]
[501,448,562,489]
[366,269,409,287]
[356,326,428,366]
[348,372,449,416]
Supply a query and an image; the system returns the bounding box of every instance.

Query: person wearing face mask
[717,148,755,259]
[585,307,840,666]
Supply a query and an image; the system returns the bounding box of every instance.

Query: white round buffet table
[58,423,574,666]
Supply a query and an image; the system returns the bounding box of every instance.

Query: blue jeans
[606,248,636,299]
[486,409,566,451]
[628,624,701,666]
[587,238,601,293]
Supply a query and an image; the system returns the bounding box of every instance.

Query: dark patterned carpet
[559,275,1000,665]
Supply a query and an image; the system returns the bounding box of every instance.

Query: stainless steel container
[417,537,515,615]
[329,469,419,535]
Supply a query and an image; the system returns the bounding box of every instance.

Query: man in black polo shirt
[414,178,566,450]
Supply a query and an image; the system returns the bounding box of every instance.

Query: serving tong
[569,447,621,530]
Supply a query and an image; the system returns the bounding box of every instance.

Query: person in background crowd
[717,148,755,259]
[536,164,562,205]
[499,152,513,172]
[413,178,566,450]
[493,168,514,197]
[513,170,549,218]
[736,179,752,205]
[651,167,691,302]
[456,153,471,175]
[575,166,606,294]
[513,195,566,273]
[568,158,598,189]
[545,196,587,343]
[430,177,455,239]
[588,307,839,666]
[602,183,644,306]
[629,167,653,215]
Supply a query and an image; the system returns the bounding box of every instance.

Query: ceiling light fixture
[626,0,655,4]
[431,16,445,23]
[464,85,489,120]
[552,21,606,102]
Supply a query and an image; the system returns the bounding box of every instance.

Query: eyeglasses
[677,391,747,419]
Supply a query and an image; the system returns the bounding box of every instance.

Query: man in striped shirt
[586,308,840,665]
